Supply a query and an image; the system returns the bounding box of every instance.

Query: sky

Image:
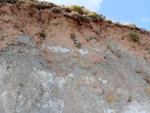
[40,0,150,30]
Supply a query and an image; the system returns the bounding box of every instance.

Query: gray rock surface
[0,35,150,113]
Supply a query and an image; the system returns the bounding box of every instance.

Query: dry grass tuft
[69,11,81,20]
[106,93,118,103]
[69,5,84,14]
[51,7,61,13]
[1,15,13,23]
[87,12,99,18]
[145,86,150,96]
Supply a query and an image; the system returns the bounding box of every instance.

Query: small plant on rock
[0,34,5,41]
[51,7,61,13]
[145,86,150,95]
[76,42,82,49]
[87,12,99,18]
[106,93,118,103]
[0,26,3,30]
[69,11,81,20]
[135,70,141,74]
[20,29,24,33]
[2,15,13,23]
[40,31,46,38]
[129,32,140,42]
[69,5,84,14]
[0,0,18,4]
[144,75,150,84]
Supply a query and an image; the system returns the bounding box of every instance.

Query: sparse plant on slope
[144,75,150,84]
[129,32,140,42]
[88,12,105,21]
[0,26,3,30]
[69,5,84,14]
[76,42,82,49]
[131,24,136,28]
[114,21,120,27]
[0,0,18,3]
[125,23,139,30]
[80,16,90,23]
[106,93,118,103]
[40,31,46,38]
[20,29,24,33]
[51,7,61,13]
[104,19,112,23]
[145,86,150,95]
[36,1,55,10]
[83,8,90,15]
[1,15,13,23]
[0,34,5,41]
[69,11,81,20]
[87,12,99,18]
[135,70,141,74]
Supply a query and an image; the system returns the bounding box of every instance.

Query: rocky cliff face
[0,2,150,113]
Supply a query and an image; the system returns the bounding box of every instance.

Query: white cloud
[40,0,103,12]
[141,17,150,22]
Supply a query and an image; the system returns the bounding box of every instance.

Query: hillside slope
[0,2,150,113]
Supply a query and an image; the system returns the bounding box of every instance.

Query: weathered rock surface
[0,34,150,113]
[0,3,150,113]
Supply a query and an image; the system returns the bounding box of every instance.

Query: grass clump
[81,16,90,23]
[87,12,99,18]
[104,19,112,23]
[0,34,5,41]
[145,86,150,96]
[69,11,81,20]
[76,42,82,49]
[51,7,61,13]
[20,29,24,33]
[88,12,105,21]
[106,93,118,103]
[114,21,121,27]
[69,5,84,14]
[36,2,54,10]
[135,70,141,74]
[144,75,150,84]
[2,15,13,23]
[129,32,140,42]
[0,0,19,3]
[40,31,46,38]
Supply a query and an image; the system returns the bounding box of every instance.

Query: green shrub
[83,9,90,15]
[36,3,47,10]
[76,42,82,49]
[131,24,136,28]
[129,32,140,42]
[40,31,46,38]
[63,6,72,13]
[146,30,150,35]
[80,16,90,23]
[20,29,24,33]
[36,2,53,10]
[0,0,18,3]
[87,12,105,21]
[135,70,141,74]
[69,11,81,20]
[51,7,61,13]
[104,19,112,23]
[0,34,5,41]
[87,12,99,18]
[114,21,120,27]
[69,5,84,14]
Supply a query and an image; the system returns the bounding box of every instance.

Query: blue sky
[100,0,150,30]
[40,0,150,30]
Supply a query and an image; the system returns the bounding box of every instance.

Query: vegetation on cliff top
[0,0,149,34]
